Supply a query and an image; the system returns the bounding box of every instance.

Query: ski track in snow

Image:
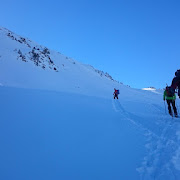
[112,99,180,180]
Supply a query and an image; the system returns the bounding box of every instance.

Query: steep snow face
[0,27,122,97]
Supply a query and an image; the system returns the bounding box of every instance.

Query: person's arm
[171,77,180,89]
[178,84,180,98]
[173,93,176,101]
[172,77,180,98]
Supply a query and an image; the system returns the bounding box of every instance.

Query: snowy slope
[0,27,122,97]
[1,27,180,180]
[1,86,180,180]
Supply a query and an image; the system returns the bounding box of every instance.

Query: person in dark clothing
[163,86,178,117]
[113,88,119,99]
[171,69,180,98]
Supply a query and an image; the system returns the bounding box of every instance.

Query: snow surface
[1,27,180,180]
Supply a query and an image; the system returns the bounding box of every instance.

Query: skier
[163,86,178,117]
[171,69,180,98]
[113,88,119,99]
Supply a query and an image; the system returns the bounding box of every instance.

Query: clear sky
[0,0,180,89]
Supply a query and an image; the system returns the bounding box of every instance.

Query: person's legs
[115,94,118,99]
[167,100,172,115]
[172,100,178,116]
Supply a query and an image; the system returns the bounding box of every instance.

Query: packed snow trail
[112,98,180,179]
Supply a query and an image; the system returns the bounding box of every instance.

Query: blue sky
[0,0,180,88]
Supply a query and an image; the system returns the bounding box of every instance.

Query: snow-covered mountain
[0,27,123,97]
[1,27,180,180]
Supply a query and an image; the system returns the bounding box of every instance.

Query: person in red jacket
[113,88,119,99]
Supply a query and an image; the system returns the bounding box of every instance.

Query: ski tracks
[112,99,180,179]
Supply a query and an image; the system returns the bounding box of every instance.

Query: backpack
[114,89,119,95]
[166,86,175,97]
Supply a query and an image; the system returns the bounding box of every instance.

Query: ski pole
[177,99,180,115]
[164,101,167,114]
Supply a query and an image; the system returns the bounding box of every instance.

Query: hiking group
[163,69,180,117]
[113,69,180,118]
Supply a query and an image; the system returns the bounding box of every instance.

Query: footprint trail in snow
[112,99,180,179]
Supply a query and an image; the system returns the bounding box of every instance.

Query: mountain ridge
[0,26,125,97]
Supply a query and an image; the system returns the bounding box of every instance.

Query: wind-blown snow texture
[0,27,180,180]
